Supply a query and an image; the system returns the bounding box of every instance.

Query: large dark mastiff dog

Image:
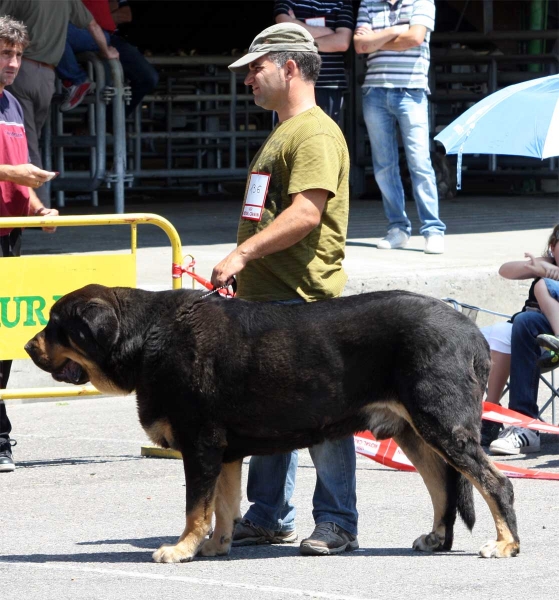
[25,284,519,562]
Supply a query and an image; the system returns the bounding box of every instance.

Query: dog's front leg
[199,459,243,557]
[153,451,220,563]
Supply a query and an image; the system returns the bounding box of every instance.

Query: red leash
[172,258,236,298]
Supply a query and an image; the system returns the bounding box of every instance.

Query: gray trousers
[7,59,56,206]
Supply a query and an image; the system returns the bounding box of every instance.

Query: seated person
[480,224,559,454]
[55,0,158,114]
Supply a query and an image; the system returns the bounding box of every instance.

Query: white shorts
[480,321,512,354]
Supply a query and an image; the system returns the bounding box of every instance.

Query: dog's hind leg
[411,414,519,558]
[437,437,519,558]
[153,445,223,563]
[394,424,464,553]
[199,459,243,557]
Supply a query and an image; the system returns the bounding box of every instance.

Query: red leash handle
[172,260,236,297]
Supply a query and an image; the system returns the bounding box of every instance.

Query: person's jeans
[243,299,358,536]
[315,88,344,126]
[509,310,552,418]
[56,24,159,116]
[109,34,159,115]
[361,87,445,237]
[245,438,358,536]
[55,24,111,85]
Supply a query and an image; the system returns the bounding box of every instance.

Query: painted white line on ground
[14,433,148,445]
[5,563,378,600]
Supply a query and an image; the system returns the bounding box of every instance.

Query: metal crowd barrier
[43,54,131,213]
[127,56,272,193]
[0,213,185,401]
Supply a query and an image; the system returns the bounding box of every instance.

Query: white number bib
[242,172,270,221]
[305,16,326,27]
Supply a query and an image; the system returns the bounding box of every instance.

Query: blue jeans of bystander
[361,87,445,237]
[509,310,552,418]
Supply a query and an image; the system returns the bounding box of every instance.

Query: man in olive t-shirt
[211,23,357,557]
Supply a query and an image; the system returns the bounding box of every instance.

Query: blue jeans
[315,88,344,126]
[509,310,552,418]
[245,438,358,536]
[56,24,111,85]
[243,298,358,536]
[361,87,445,237]
[56,24,158,116]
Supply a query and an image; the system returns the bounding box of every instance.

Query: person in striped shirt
[354,0,446,254]
[274,1,354,125]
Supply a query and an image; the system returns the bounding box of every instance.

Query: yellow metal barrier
[0,213,185,401]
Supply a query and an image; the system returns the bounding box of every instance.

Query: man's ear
[284,58,298,80]
[75,300,119,351]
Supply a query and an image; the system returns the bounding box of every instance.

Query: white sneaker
[424,234,444,254]
[377,228,409,250]
[489,426,540,455]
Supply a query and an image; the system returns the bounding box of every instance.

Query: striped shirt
[274,0,354,89]
[356,0,434,90]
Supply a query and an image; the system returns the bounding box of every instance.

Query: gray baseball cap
[229,23,318,73]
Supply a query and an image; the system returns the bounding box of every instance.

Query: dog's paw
[479,540,519,558]
[412,533,444,552]
[198,535,232,557]
[152,543,195,563]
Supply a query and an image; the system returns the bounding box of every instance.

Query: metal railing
[43,53,131,212]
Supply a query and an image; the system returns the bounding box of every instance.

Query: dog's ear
[74,299,119,351]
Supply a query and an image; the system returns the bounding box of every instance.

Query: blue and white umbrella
[434,73,559,188]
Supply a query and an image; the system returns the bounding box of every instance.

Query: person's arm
[211,188,328,287]
[381,24,428,51]
[499,255,557,280]
[109,0,132,25]
[353,24,408,54]
[0,164,55,187]
[87,20,119,59]
[275,12,352,52]
[28,188,59,233]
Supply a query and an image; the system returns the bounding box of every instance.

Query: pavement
[1,192,559,599]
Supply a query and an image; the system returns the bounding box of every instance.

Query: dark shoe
[480,420,503,447]
[536,334,559,373]
[0,438,16,473]
[300,522,359,556]
[232,519,297,546]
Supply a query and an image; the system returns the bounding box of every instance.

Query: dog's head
[25,284,129,395]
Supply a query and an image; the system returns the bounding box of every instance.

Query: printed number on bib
[242,172,270,221]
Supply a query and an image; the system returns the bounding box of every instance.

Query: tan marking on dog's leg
[467,463,519,558]
[199,460,243,557]
[144,419,175,449]
[394,430,448,552]
[424,443,519,559]
[152,496,215,563]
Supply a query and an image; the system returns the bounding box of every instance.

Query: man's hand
[88,20,120,60]
[101,46,120,60]
[30,202,60,233]
[0,164,56,188]
[211,248,248,288]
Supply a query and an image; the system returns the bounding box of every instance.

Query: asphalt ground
[1,192,559,598]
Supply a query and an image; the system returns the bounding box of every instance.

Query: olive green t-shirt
[0,0,92,66]
[237,106,349,302]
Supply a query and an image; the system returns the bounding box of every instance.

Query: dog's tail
[456,473,475,531]
[444,467,475,549]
